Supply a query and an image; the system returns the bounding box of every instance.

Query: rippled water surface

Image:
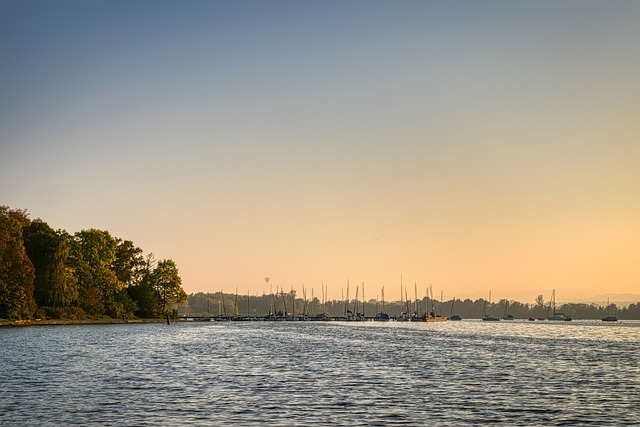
[1,320,639,426]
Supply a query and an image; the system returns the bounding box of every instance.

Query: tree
[150,259,187,316]
[113,239,145,287]
[127,253,159,317]
[531,294,546,318]
[72,229,124,317]
[24,220,78,309]
[127,280,159,317]
[0,206,36,319]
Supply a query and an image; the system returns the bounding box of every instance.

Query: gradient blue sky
[2,1,639,302]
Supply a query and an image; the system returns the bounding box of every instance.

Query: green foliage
[125,256,188,318]
[24,220,78,308]
[1,205,187,320]
[72,229,126,317]
[0,206,36,319]
[113,239,145,286]
[151,259,187,316]
[115,288,138,319]
[127,282,159,317]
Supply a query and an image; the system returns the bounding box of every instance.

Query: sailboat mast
[302,285,307,318]
[429,284,434,316]
[489,291,491,318]
[281,288,287,317]
[362,282,365,318]
[400,275,403,314]
[274,286,279,316]
[342,285,346,318]
[405,288,409,314]
[425,287,429,317]
[221,290,227,319]
[482,294,487,318]
[323,284,327,315]
[322,284,325,315]
[353,286,359,317]
[450,297,455,318]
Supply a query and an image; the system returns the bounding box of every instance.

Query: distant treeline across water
[181,292,640,320]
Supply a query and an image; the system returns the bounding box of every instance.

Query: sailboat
[314,284,330,321]
[425,285,447,322]
[547,289,571,321]
[502,300,514,320]
[410,282,423,321]
[396,276,409,321]
[449,297,462,321]
[482,291,500,321]
[601,298,618,322]
[375,287,390,321]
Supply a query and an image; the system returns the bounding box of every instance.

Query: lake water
[1,320,639,426]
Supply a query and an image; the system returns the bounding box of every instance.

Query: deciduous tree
[0,206,36,319]
[72,229,123,317]
[24,220,78,308]
[113,239,145,287]
[150,259,187,316]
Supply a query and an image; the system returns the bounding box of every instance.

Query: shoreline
[0,318,167,327]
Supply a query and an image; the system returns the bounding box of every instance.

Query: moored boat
[375,312,390,321]
[502,300,514,320]
[482,291,501,321]
[396,312,409,322]
[548,313,572,321]
[426,314,448,322]
[425,285,448,322]
[602,299,618,322]
[547,290,571,321]
[449,297,462,321]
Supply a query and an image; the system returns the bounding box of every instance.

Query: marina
[177,314,627,323]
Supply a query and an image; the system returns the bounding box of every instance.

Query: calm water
[1,320,639,426]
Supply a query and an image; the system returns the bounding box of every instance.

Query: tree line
[0,206,187,320]
[181,291,640,320]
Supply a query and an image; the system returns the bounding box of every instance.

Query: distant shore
[0,318,167,327]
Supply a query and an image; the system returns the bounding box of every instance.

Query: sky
[1,0,639,304]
